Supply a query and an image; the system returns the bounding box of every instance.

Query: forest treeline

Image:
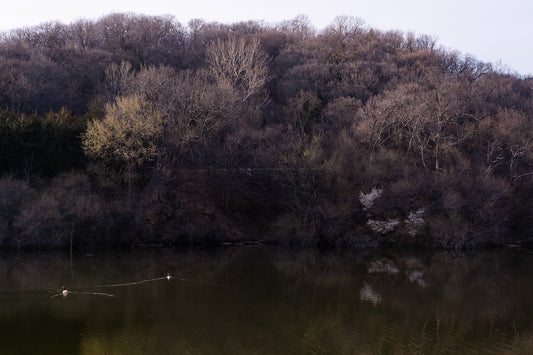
[0,13,531,250]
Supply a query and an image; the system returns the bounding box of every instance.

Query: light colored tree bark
[206,36,269,102]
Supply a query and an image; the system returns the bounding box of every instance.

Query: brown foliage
[0,13,531,248]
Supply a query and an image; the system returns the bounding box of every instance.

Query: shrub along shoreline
[0,168,528,251]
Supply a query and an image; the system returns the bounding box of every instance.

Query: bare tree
[206,36,270,103]
[131,64,179,117]
[104,60,134,100]
[277,15,316,40]
[69,19,100,51]
[483,108,532,180]
[355,80,476,171]
[323,15,365,40]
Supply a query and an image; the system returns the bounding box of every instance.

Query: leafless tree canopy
[0,13,531,249]
[206,36,270,102]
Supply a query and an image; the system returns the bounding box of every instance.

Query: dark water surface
[0,247,532,354]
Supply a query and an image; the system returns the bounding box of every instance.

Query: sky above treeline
[1,0,532,76]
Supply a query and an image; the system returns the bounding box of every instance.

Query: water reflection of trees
[0,248,532,353]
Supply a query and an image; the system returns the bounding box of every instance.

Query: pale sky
[1,0,532,76]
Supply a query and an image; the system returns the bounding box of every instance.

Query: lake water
[0,247,532,354]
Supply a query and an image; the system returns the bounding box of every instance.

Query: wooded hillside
[0,14,531,249]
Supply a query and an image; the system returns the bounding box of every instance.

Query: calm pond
[0,247,532,354]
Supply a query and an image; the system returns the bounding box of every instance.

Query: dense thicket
[0,13,531,250]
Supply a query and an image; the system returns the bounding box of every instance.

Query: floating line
[50,291,115,298]
[95,276,171,288]
[52,274,224,299]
